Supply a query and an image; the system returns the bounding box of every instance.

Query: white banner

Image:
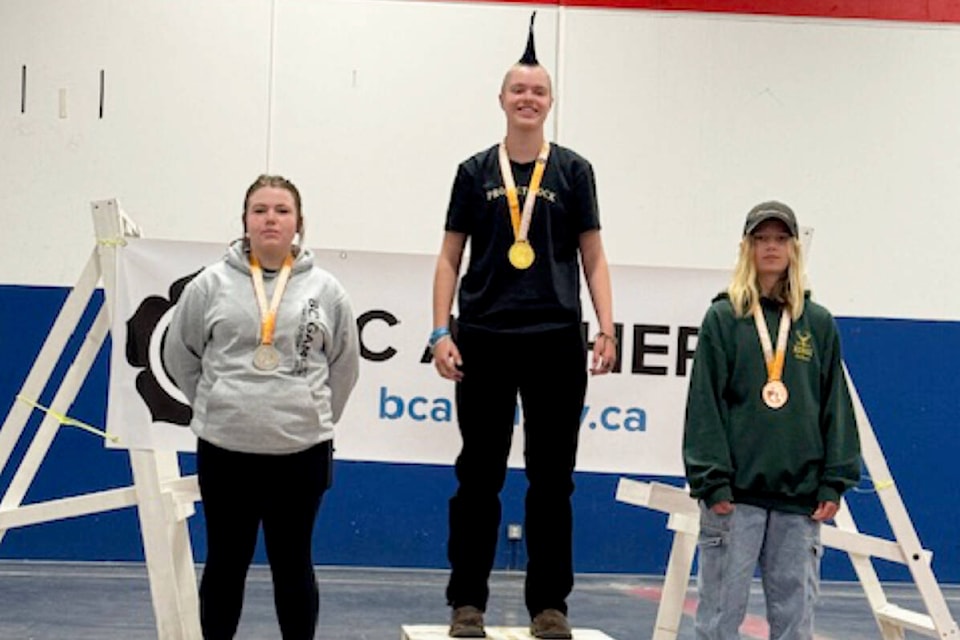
[107,238,729,476]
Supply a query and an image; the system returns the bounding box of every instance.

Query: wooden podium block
[401,625,616,639]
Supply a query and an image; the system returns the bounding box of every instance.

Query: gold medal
[508,240,535,270]
[762,380,788,409]
[253,344,281,371]
[498,141,550,272]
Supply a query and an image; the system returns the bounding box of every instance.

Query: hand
[711,500,735,515]
[432,337,463,381]
[811,501,839,522]
[590,333,617,376]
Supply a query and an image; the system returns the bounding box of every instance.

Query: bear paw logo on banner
[125,272,200,426]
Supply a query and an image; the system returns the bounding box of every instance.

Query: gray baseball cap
[743,201,798,237]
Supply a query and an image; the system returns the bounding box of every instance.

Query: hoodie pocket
[204,374,320,437]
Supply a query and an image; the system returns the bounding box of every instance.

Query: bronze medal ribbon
[753,306,791,385]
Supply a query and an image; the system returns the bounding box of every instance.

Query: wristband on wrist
[429,326,451,350]
[595,331,618,347]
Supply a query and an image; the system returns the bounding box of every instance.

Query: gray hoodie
[163,240,360,454]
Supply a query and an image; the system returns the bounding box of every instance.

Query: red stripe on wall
[565,0,960,23]
[442,0,960,24]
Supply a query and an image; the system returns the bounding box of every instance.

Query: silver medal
[253,344,281,371]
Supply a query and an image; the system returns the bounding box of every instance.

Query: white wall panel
[269,0,557,256]
[4,0,960,320]
[559,9,960,319]
[0,0,271,286]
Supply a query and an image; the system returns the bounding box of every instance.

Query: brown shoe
[449,605,486,637]
[530,608,572,639]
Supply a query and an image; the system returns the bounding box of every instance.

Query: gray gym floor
[0,560,957,639]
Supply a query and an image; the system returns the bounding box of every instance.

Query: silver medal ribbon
[250,253,293,370]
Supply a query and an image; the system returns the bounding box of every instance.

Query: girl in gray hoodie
[164,174,359,639]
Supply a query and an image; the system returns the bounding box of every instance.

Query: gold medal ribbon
[250,253,294,346]
[498,140,550,244]
[753,306,791,384]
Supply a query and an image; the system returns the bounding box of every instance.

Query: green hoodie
[683,293,861,514]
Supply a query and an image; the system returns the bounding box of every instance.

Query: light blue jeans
[695,502,822,640]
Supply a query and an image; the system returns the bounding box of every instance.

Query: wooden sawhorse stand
[0,199,202,639]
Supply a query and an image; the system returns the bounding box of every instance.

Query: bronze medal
[762,380,788,409]
[753,306,791,412]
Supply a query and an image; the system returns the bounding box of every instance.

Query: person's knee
[525,465,574,495]
[454,465,509,496]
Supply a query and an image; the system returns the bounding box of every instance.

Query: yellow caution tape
[16,395,119,443]
[873,478,894,491]
[97,237,127,248]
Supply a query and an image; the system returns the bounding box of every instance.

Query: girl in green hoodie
[683,201,861,640]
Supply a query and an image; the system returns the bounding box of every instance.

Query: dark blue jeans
[197,438,332,640]
[446,324,587,618]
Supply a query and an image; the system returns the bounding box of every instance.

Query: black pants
[445,324,587,618]
[196,438,332,640]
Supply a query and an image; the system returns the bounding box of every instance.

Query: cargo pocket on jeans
[697,501,731,547]
[696,502,730,591]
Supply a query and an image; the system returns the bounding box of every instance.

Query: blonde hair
[727,235,806,319]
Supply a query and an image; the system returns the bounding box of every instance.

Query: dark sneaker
[449,605,486,638]
[530,608,573,639]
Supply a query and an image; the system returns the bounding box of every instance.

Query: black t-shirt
[445,143,601,333]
